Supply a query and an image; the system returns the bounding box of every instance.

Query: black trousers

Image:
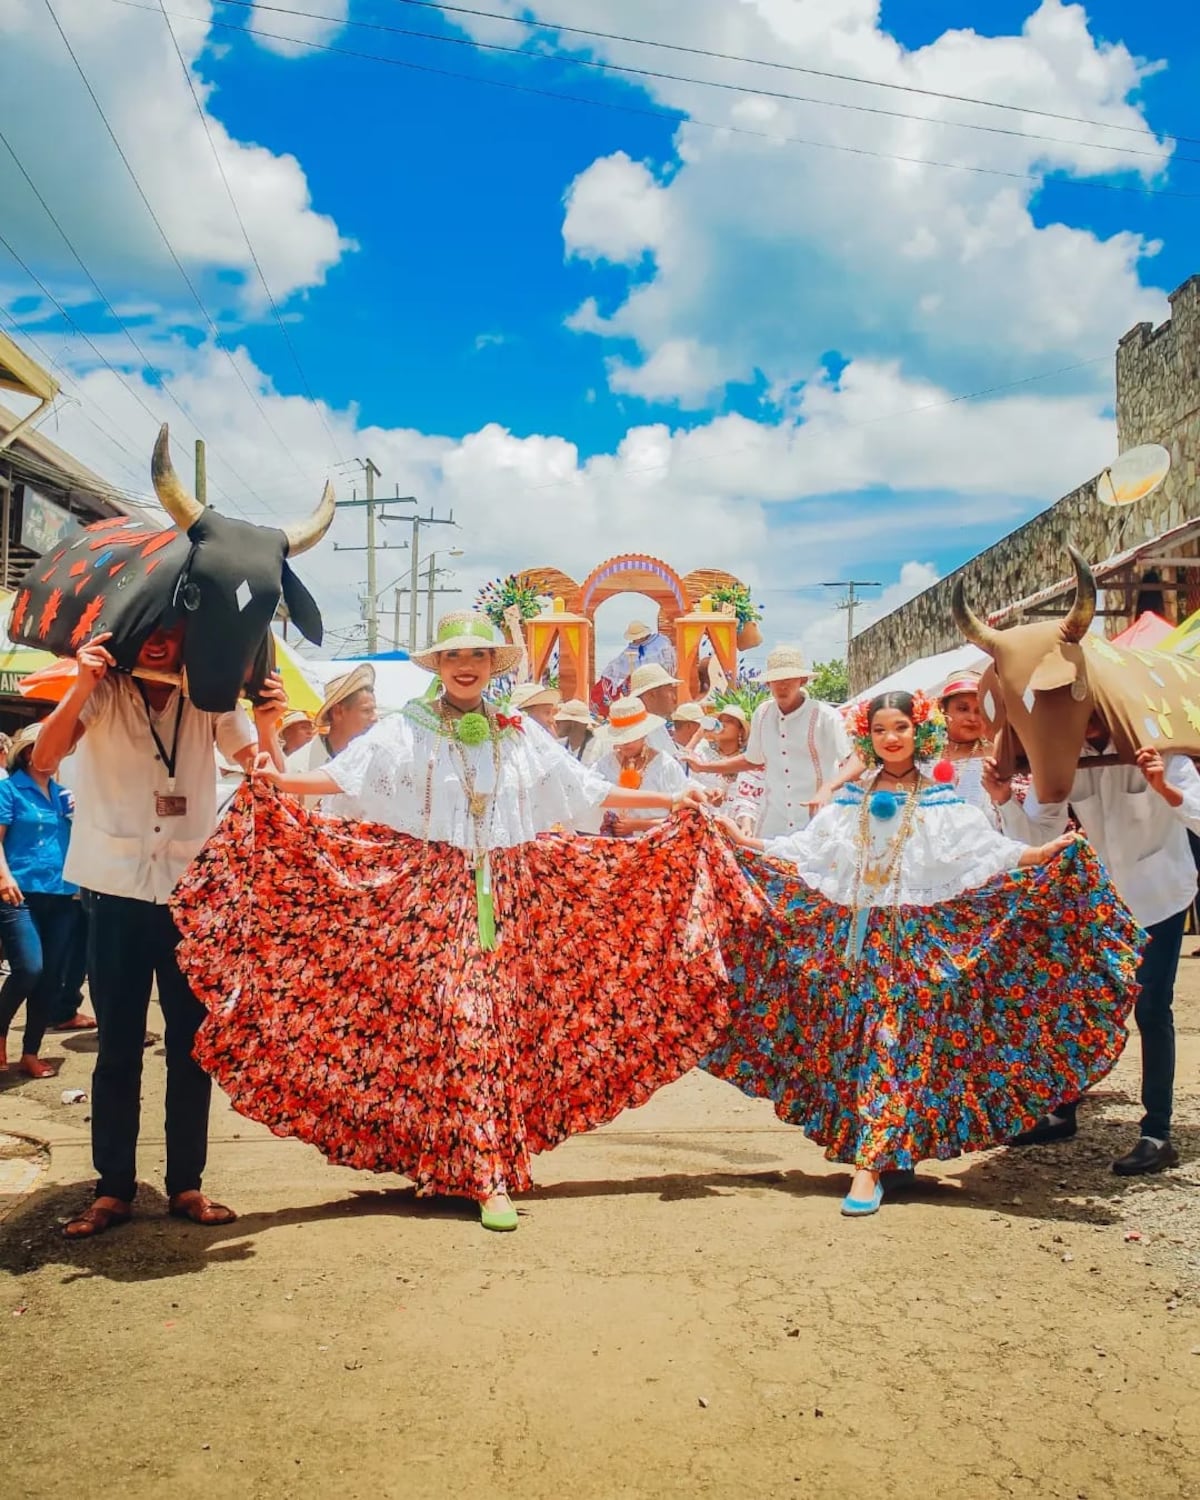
[1133,907,1184,1141]
[83,890,211,1202]
[1058,906,1184,1142]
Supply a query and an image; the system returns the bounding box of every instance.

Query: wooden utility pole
[333,464,410,653]
[194,438,207,507]
[821,579,880,659]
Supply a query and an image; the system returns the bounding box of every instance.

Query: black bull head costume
[6,425,333,712]
[953,545,1200,805]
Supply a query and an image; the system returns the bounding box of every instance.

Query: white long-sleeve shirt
[745,696,850,838]
[997,754,1200,928]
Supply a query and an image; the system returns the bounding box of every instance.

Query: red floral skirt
[172,787,747,1201]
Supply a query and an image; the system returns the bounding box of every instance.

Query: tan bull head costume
[953,546,1200,805]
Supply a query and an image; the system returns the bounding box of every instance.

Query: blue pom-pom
[870,790,898,821]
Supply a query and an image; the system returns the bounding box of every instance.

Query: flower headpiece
[847,690,946,766]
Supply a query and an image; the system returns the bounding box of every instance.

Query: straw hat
[762,646,810,684]
[629,662,681,696]
[607,695,667,747]
[714,703,749,730]
[280,709,313,732]
[670,702,704,725]
[410,612,523,678]
[509,682,562,712]
[554,698,594,727]
[314,663,376,735]
[939,672,982,702]
[624,620,654,642]
[9,722,41,764]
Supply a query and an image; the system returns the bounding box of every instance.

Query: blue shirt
[0,769,78,897]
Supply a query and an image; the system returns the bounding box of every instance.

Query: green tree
[809,658,849,704]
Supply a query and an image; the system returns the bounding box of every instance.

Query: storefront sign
[0,670,28,696]
[19,485,80,555]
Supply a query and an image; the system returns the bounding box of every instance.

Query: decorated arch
[517,553,751,704]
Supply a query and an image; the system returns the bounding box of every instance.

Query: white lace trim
[765,788,1027,907]
[326,708,611,850]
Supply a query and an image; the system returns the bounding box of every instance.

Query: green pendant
[475,859,497,951]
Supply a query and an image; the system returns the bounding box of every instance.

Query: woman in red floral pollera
[708,690,1141,1219]
[170,613,735,1233]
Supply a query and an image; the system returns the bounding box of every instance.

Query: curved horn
[282,479,336,557]
[151,424,204,532]
[1061,545,1097,644]
[950,573,1001,654]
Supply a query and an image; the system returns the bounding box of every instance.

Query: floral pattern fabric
[172,786,748,1202]
[704,840,1141,1169]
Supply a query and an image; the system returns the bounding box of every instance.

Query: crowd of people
[0,603,1188,1242]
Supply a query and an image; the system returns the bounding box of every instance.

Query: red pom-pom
[932,759,955,783]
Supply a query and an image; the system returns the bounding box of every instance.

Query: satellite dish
[1096,443,1171,507]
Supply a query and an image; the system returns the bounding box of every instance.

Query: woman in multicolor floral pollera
[708,689,1141,1218]
[171,613,729,1233]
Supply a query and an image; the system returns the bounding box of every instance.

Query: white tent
[850,643,987,706]
[305,656,433,713]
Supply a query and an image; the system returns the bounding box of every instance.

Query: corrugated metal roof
[0,331,57,405]
[0,399,145,517]
[987,516,1200,625]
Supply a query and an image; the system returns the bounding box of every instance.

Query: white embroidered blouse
[765,780,1028,907]
[325,701,612,850]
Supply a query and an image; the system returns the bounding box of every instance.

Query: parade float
[495,553,760,711]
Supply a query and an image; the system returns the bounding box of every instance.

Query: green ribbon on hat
[431,616,500,649]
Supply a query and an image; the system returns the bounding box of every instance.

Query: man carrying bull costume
[955,547,1200,1177]
[985,728,1197,1174]
[12,424,334,1238]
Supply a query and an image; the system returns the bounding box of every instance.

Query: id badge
[155,793,188,818]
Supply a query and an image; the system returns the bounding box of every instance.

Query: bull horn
[282,479,336,557]
[1061,545,1097,643]
[151,424,204,532]
[950,573,1001,653]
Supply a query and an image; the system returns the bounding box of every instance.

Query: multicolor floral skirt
[703,842,1141,1170]
[172,787,747,1201]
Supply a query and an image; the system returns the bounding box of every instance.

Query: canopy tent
[1159,606,1200,659]
[848,643,988,707]
[305,654,433,714]
[1109,610,1173,651]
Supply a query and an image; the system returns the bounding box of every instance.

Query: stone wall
[849,275,1200,691]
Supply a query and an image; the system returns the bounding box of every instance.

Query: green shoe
[480,1195,519,1232]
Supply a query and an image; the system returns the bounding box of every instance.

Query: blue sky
[1,0,1197,662]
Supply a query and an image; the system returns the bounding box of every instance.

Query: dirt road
[2,966,1199,1500]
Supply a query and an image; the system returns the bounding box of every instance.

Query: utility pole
[363,459,381,653]
[194,438,207,507]
[407,505,456,649]
[333,466,413,653]
[821,579,880,659]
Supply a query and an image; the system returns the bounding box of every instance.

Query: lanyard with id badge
[138,682,188,818]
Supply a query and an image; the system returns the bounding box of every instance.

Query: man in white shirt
[987,721,1199,1175]
[683,646,848,837]
[32,627,283,1238]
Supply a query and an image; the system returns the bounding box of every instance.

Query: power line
[214,0,1193,169]
[0,124,258,513]
[377,0,1199,149]
[152,0,347,467]
[42,0,314,489]
[110,1,1199,202]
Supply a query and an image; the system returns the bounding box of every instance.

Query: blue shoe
[840,1183,883,1217]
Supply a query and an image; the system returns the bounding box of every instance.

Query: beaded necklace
[416,698,506,951]
[844,772,924,968]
